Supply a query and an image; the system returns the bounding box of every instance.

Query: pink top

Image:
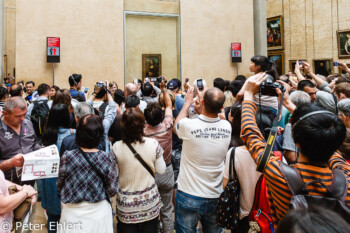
[0,170,13,233]
[144,114,173,164]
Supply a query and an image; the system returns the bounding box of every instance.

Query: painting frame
[337,30,350,59]
[289,59,308,75]
[313,59,333,76]
[268,51,284,76]
[267,15,283,51]
[142,54,162,80]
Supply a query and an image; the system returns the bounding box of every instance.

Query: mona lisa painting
[142,54,162,80]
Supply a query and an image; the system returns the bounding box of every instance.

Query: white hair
[338,99,350,117]
[289,91,310,107]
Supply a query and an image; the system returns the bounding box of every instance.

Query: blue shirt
[69,89,86,101]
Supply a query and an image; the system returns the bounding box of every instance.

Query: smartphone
[334,62,339,66]
[133,78,138,84]
[150,77,157,82]
[145,77,149,83]
[84,87,89,93]
[298,60,303,65]
[197,79,203,91]
[185,78,189,83]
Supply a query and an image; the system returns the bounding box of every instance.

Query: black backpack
[95,102,108,118]
[280,163,350,224]
[217,147,240,231]
[30,100,50,138]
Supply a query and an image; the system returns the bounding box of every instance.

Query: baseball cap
[167,80,178,90]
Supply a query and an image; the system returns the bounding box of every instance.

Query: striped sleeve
[240,100,292,225]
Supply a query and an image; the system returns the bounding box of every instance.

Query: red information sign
[231,43,241,51]
[231,42,242,63]
[47,37,60,63]
[47,37,60,47]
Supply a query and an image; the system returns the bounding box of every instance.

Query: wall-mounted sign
[231,43,242,63]
[47,37,60,63]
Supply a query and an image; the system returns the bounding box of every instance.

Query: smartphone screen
[145,78,149,83]
[298,61,302,65]
[84,87,89,93]
[197,79,203,90]
[333,62,339,66]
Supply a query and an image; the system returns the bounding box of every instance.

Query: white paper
[21,145,60,181]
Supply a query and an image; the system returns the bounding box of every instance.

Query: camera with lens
[259,74,285,96]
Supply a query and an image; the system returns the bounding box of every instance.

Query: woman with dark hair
[236,57,280,114]
[52,89,76,128]
[112,108,166,233]
[276,205,350,233]
[40,103,74,233]
[223,105,276,233]
[57,114,118,233]
[250,55,279,81]
[49,85,60,100]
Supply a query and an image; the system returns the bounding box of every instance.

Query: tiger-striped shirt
[240,100,350,227]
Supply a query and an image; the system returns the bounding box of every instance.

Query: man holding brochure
[0,97,40,233]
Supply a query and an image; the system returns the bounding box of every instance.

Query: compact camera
[260,74,285,96]
[96,82,105,88]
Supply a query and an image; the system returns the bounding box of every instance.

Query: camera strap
[256,91,284,173]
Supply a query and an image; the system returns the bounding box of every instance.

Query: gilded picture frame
[337,30,350,59]
[142,54,161,80]
[267,16,283,51]
[268,51,284,75]
[313,59,333,76]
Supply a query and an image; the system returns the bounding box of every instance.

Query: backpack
[248,151,282,233]
[280,163,350,224]
[95,102,108,118]
[30,100,49,138]
[217,147,240,231]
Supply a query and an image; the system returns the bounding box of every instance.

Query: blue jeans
[175,190,222,233]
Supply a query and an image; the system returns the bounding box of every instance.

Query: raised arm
[173,87,194,135]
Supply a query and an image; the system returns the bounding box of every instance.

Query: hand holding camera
[244,73,268,100]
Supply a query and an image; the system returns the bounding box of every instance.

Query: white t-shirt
[176,115,231,198]
[224,146,261,219]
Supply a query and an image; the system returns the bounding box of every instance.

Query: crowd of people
[0,55,350,233]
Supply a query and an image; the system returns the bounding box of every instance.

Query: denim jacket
[40,128,75,215]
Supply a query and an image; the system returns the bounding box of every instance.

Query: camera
[260,74,285,96]
[156,76,166,83]
[333,62,339,66]
[96,82,105,88]
[150,77,158,82]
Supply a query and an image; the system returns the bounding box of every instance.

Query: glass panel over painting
[125,15,179,84]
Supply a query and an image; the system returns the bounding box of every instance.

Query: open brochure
[17,145,60,181]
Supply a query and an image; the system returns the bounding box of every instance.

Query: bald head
[10,85,23,97]
[125,83,138,98]
[203,88,225,114]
